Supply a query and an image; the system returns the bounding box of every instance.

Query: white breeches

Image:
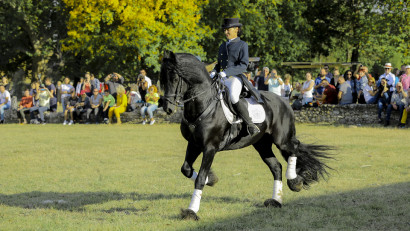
[224,76,243,104]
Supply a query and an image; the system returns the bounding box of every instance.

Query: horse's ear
[163,50,176,62]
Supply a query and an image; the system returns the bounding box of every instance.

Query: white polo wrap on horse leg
[272,180,283,204]
[188,189,202,213]
[286,156,297,180]
[190,171,208,185]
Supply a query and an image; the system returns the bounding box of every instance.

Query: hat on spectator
[384,63,393,69]
[80,90,86,95]
[406,65,410,69]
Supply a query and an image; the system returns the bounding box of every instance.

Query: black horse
[160,51,332,220]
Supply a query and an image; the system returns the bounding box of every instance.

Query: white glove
[219,72,227,78]
[210,71,216,78]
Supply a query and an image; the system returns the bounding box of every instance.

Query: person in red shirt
[317,79,338,104]
[17,89,33,124]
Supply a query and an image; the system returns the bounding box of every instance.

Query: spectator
[104,72,124,100]
[17,89,33,124]
[330,69,340,90]
[290,82,301,104]
[384,82,407,127]
[61,77,75,113]
[343,70,353,82]
[317,79,338,104]
[127,84,142,112]
[75,77,84,96]
[89,88,103,124]
[281,74,293,101]
[400,65,410,93]
[357,67,368,104]
[351,72,361,104]
[141,85,160,125]
[56,80,62,108]
[265,69,283,96]
[362,76,378,104]
[29,84,52,124]
[139,69,152,88]
[82,74,92,97]
[63,91,78,125]
[1,76,10,92]
[90,73,100,92]
[254,67,269,91]
[44,77,57,112]
[137,74,149,102]
[108,85,127,124]
[323,64,333,79]
[301,72,315,105]
[377,63,396,94]
[102,91,116,124]
[0,84,11,124]
[245,72,255,86]
[398,91,410,128]
[314,68,331,95]
[337,75,353,105]
[377,78,390,124]
[75,90,91,123]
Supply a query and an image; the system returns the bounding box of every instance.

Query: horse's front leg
[181,141,201,179]
[181,146,216,220]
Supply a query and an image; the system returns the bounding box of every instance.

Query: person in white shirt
[29,84,52,124]
[377,63,396,93]
[301,72,315,105]
[61,77,75,113]
[139,69,152,88]
[127,84,142,111]
[281,74,293,102]
[265,69,283,96]
[0,84,11,123]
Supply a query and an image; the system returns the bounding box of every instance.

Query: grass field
[0,124,408,230]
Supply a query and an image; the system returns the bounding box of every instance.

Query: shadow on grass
[182,182,410,231]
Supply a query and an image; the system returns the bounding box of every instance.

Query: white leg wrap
[286,156,297,180]
[272,180,283,204]
[188,189,202,213]
[190,171,208,185]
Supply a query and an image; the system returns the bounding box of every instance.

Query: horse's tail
[295,142,334,189]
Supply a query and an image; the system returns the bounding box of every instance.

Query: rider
[210,18,260,136]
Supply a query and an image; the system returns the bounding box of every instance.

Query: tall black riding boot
[233,99,260,136]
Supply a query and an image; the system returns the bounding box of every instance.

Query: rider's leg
[225,76,260,136]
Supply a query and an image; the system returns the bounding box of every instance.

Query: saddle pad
[220,94,266,124]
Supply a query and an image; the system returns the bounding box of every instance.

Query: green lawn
[0,124,408,230]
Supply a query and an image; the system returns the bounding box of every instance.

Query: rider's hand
[210,71,216,78]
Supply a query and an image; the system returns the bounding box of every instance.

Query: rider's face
[224,27,238,40]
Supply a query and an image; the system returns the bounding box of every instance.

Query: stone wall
[3,97,404,126]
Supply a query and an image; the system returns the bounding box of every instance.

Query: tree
[62,0,211,80]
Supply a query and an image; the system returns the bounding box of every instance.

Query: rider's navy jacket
[214,37,249,77]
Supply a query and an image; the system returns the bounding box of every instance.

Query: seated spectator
[63,91,78,125]
[401,65,410,93]
[61,77,74,113]
[139,69,152,88]
[254,67,269,91]
[377,63,396,95]
[90,73,100,92]
[76,77,84,96]
[75,90,91,123]
[357,67,368,104]
[108,85,127,124]
[265,69,283,96]
[362,76,378,104]
[127,84,142,112]
[323,64,333,79]
[29,84,52,124]
[2,76,11,92]
[398,91,410,128]
[351,72,361,104]
[290,82,301,104]
[102,91,116,123]
[0,84,11,124]
[137,74,149,102]
[281,74,293,101]
[89,88,103,124]
[337,75,353,105]
[316,79,338,104]
[314,68,331,95]
[44,77,57,112]
[105,72,124,100]
[330,69,340,90]
[83,74,92,97]
[301,72,314,105]
[141,85,160,125]
[384,82,407,127]
[17,89,33,124]
[377,78,391,124]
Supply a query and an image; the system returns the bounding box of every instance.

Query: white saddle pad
[219,94,266,124]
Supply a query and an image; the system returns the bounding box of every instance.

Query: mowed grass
[0,123,408,230]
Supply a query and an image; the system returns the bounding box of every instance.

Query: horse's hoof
[181,209,200,220]
[287,175,304,192]
[206,169,219,187]
[264,199,282,208]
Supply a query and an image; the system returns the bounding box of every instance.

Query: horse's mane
[174,53,211,83]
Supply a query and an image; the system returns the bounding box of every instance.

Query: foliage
[62,0,210,79]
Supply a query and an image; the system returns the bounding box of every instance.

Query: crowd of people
[1,63,410,127]
[0,69,160,125]
[249,63,410,127]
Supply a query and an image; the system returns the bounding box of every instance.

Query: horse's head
[160,50,187,115]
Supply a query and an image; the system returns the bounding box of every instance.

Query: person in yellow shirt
[108,85,127,124]
[141,85,160,125]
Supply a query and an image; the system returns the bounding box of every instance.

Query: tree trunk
[351,45,360,71]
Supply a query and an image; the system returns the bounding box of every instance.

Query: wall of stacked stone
[4,96,403,125]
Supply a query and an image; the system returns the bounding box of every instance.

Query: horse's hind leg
[253,134,283,208]
[181,142,218,186]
